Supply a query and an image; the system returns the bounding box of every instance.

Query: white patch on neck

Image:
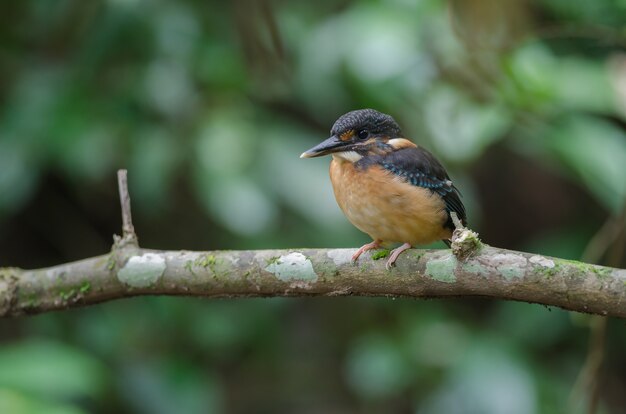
[387,138,417,149]
[332,151,362,163]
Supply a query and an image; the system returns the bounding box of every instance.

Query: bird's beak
[300,135,344,159]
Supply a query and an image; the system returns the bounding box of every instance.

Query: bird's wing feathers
[374,146,467,229]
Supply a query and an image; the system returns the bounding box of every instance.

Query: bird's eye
[357,129,369,140]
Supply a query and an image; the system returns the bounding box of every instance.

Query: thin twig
[582,210,626,266]
[450,212,482,259]
[450,211,464,230]
[116,169,138,247]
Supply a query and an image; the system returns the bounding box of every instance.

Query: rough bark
[1,245,625,318]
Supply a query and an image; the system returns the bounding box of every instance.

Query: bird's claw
[385,259,396,270]
[351,240,382,263]
[384,243,412,270]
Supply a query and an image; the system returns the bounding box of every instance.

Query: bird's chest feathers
[330,158,395,224]
[329,157,448,244]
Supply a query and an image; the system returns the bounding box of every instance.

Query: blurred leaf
[295,1,441,118]
[194,111,255,176]
[195,42,247,90]
[345,334,412,399]
[502,42,560,111]
[546,115,626,212]
[491,302,571,349]
[539,0,626,25]
[143,60,196,117]
[505,42,616,114]
[523,226,592,260]
[56,124,117,181]
[0,139,39,214]
[419,340,537,414]
[199,175,277,236]
[406,319,469,368]
[0,388,86,414]
[153,4,199,61]
[424,86,512,161]
[0,339,106,400]
[188,301,278,354]
[192,109,278,236]
[130,127,181,211]
[4,67,64,142]
[553,57,615,114]
[119,359,221,414]
[345,14,419,82]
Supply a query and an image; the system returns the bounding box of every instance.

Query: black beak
[300,135,345,158]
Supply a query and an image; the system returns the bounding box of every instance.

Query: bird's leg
[386,243,412,270]
[352,239,383,263]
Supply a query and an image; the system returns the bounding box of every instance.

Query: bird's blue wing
[371,147,467,230]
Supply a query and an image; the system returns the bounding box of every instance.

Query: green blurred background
[1,0,626,413]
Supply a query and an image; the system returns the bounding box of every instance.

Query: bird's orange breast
[329,157,451,245]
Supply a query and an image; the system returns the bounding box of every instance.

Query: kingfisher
[300,109,466,269]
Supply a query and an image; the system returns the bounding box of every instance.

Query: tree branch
[1,246,625,318]
[1,170,624,319]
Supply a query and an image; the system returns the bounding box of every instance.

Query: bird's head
[300,109,403,162]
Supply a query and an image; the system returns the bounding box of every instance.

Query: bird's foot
[352,240,382,263]
[385,243,412,270]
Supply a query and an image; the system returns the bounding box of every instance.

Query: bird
[300,108,466,269]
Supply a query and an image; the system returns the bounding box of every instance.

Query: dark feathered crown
[330,109,402,138]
